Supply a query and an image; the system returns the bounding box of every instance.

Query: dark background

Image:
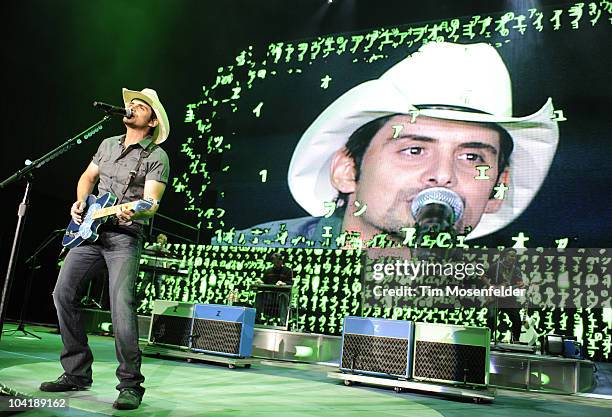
[1,0,608,326]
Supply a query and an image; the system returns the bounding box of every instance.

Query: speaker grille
[342,334,409,377]
[150,314,192,347]
[414,340,486,384]
[191,318,242,355]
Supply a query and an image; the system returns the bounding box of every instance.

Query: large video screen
[174,2,610,250]
[144,3,611,361]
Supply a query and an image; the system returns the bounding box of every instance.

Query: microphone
[93,101,132,118]
[410,187,464,236]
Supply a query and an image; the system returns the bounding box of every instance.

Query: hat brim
[288,79,559,239]
[122,88,170,144]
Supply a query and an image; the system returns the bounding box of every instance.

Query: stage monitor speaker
[190,304,256,358]
[148,300,195,349]
[340,316,414,378]
[413,322,490,386]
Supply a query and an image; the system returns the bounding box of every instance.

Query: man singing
[227,42,559,248]
[40,88,170,410]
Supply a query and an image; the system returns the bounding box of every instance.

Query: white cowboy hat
[122,87,170,144]
[288,42,559,239]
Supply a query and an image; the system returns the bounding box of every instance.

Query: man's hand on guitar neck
[71,200,86,225]
[116,207,136,225]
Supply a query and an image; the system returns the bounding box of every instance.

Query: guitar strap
[118,140,158,204]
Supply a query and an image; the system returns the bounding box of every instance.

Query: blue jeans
[53,230,144,395]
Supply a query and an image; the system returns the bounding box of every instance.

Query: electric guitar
[62,192,154,249]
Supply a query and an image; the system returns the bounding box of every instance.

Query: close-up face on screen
[322,114,509,242]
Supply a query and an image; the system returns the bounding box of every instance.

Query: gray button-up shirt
[92,134,170,228]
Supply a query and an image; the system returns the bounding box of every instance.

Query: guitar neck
[92,201,142,220]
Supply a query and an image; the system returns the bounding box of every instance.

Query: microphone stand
[2,229,65,339]
[0,115,111,340]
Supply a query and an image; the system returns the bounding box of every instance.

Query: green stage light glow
[531,372,551,385]
[294,346,315,357]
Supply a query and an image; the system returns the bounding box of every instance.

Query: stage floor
[0,324,610,417]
